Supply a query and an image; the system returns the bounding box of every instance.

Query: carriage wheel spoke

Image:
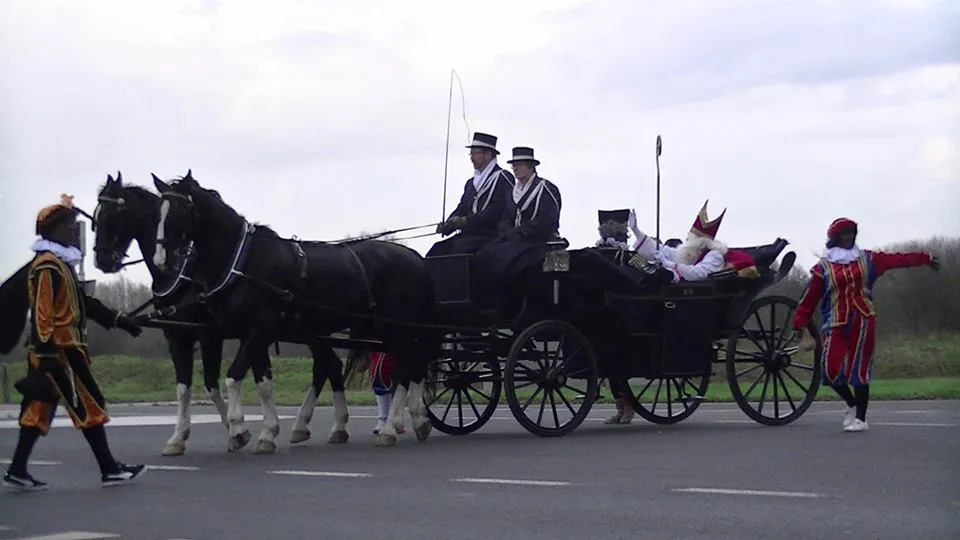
[666,379,673,417]
[736,363,763,378]
[773,370,780,418]
[735,350,765,361]
[554,347,584,374]
[457,391,464,427]
[463,387,483,420]
[536,392,548,425]
[555,388,579,416]
[756,371,771,414]
[742,367,766,399]
[561,383,587,398]
[520,387,544,413]
[774,307,796,350]
[548,391,560,429]
[465,382,493,403]
[552,336,566,369]
[650,379,663,412]
[670,378,690,408]
[752,311,769,350]
[742,328,768,355]
[775,371,797,413]
[782,368,811,395]
[427,386,453,409]
[790,363,815,372]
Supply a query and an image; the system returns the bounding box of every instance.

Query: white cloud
[0,0,957,290]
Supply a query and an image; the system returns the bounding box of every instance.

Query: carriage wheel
[424,340,502,436]
[504,320,599,437]
[725,295,823,426]
[618,373,711,425]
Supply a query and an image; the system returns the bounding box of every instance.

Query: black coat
[476,174,562,277]
[427,164,515,256]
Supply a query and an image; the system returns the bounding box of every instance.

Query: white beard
[673,232,727,265]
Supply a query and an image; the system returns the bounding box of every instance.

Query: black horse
[94,173,352,454]
[151,171,441,448]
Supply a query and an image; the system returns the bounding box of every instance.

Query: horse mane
[187,180,281,240]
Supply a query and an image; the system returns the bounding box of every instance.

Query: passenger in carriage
[472,146,562,312]
[427,132,516,256]
[629,201,758,282]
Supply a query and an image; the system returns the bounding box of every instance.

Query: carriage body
[422,236,823,437]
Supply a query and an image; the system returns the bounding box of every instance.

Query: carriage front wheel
[424,336,502,436]
[725,294,823,426]
[504,319,599,437]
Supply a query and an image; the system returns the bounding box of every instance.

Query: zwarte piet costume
[3,195,147,491]
[792,217,938,432]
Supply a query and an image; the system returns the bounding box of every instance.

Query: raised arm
[868,250,933,277]
[792,265,826,330]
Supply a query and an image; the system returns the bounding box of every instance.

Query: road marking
[146,465,201,471]
[892,410,932,414]
[672,487,821,498]
[710,420,755,424]
[451,477,573,487]
[8,532,122,540]
[0,525,11,531]
[874,422,958,427]
[267,470,372,478]
[0,414,295,430]
[0,459,61,466]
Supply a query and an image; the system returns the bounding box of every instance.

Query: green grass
[1,333,958,406]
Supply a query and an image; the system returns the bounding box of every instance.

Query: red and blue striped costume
[793,249,932,387]
[369,351,396,396]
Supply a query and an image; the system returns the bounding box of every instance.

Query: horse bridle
[92,193,142,270]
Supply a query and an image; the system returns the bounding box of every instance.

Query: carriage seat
[729,238,788,270]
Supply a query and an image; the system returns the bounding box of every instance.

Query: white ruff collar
[825,246,861,264]
[31,238,83,266]
[473,159,497,190]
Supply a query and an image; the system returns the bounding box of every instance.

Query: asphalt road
[1,400,958,540]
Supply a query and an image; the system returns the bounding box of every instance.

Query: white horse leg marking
[207,386,229,428]
[254,378,280,454]
[407,381,432,442]
[153,199,170,268]
[290,385,317,444]
[375,386,407,447]
[225,377,250,451]
[327,390,350,444]
[163,383,192,456]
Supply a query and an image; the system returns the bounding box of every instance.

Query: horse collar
[200,219,257,300]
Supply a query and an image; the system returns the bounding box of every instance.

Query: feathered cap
[690,199,726,240]
[597,209,630,242]
[36,194,77,237]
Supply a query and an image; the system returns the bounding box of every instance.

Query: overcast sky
[2,0,958,288]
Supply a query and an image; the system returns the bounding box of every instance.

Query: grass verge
[3,354,958,407]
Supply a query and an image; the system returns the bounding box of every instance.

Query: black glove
[116,314,142,337]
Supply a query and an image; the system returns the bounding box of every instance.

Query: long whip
[655,134,662,247]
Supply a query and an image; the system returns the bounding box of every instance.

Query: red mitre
[827,217,857,238]
[690,200,726,239]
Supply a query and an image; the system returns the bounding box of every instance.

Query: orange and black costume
[15,250,129,435]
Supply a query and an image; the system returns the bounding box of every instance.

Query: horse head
[93,171,160,273]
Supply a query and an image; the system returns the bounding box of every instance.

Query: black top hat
[466,132,499,154]
[598,209,630,226]
[507,146,540,166]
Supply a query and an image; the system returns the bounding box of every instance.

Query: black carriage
[421,236,824,437]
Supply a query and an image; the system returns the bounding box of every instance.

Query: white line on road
[0,525,11,531]
[0,414,295,430]
[873,422,958,427]
[0,459,61,466]
[146,465,201,471]
[267,470,372,478]
[8,532,122,540]
[672,487,822,498]
[452,477,573,487]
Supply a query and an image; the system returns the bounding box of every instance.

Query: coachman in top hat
[427,131,516,256]
[791,217,939,432]
[2,194,147,491]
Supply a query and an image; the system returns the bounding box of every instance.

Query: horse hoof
[374,434,397,447]
[162,443,185,456]
[414,423,432,442]
[228,430,251,452]
[327,430,349,444]
[290,429,312,444]
[254,440,277,454]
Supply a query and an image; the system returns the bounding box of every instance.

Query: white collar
[473,160,497,190]
[513,174,538,204]
[31,238,83,266]
[825,245,861,264]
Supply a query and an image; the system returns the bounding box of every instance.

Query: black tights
[9,424,118,477]
[832,383,870,421]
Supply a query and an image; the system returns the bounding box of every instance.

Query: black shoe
[3,470,48,491]
[101,462,147,487]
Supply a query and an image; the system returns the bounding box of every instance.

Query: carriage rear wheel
[504,319,599,437]
[725,295,823,426]
[424,334,502,435]
[618,373,711,425]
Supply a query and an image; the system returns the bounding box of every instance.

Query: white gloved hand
[628,209,640,235]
